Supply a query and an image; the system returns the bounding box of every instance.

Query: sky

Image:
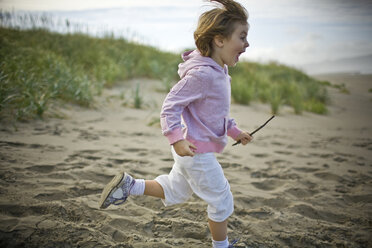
[1,0,372,73]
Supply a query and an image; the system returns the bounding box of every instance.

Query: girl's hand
[235,131,253,145]
[173,140,197,157]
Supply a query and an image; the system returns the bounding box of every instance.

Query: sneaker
[99,172,135,209]
[228,238,239,248]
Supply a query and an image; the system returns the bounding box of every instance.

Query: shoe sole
[99,171,125,209]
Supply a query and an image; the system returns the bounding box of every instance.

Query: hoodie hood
[177,50,227,79]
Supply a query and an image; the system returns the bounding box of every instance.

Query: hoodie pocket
[209,117,228,144]
[223,117,228,136]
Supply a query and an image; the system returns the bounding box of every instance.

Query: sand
[0,73,371,248]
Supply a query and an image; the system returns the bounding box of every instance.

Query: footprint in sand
[250,171,270,179]
[166,220,207,239]
[129,168,156,177]
[123,148,148,153]
[296,152,311,158]
[333,156,348,163]
[0,141,65,152]
[285,187,319,198]
[327,137,341,144]
[105,219,134,242]
[263,197,291,209]
[290,204,347,224]
[159,167,172,173]
[251,179,285,191]
[265,159,292,167]
[343,194,372,204]
[314,172,343,181]
[352,138,372,150]
[77,129,100,141]
[108,158,133,164]
[251,153,269,158]
[0,141,29,148]
[309,153,334,159]
[130,132,155,138]
[161,158,174,162]
[274,150,293,155]
[85,117,105,123]
[65,150,103,162]
[251,167,300,180]
[292,167,320,173]
[271,141,285,146]
[286,144,301,149]
[46,173,75,180]
[246,208,274,220]
[220,162,242,169]
[26,164,55,173]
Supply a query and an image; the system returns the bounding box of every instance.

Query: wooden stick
[232,115,275,146]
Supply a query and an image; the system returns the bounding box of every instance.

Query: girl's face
[212,22,249,67]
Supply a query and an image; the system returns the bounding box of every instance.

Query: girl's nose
[245,41,250,48]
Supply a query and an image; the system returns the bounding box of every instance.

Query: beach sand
[0,73,371,247]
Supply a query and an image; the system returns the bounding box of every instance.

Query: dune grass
[229,62,329,114]
[0,11,330,120]
[0,23,180,120]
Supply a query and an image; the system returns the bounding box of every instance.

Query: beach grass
[0,11,330,120]
[133,83,143,109]
[0,13,180,120]
[230,62,329,114]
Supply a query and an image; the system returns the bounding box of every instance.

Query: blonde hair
[194,0,249,57]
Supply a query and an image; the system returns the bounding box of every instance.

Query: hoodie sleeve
[227,118,242,140]
[160,69,205,145]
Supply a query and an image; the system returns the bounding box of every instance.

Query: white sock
[129,179,145,195]
[212,237,229,248]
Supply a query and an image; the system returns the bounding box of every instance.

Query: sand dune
[0,74,371,247]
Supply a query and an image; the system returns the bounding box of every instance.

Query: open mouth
[235,51,245,62]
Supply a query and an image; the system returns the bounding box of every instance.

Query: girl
[99,0,252,247]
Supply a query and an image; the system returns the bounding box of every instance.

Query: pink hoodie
[160,50,242,153]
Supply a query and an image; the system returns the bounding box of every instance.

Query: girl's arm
[227,118,252,145]
[227,118,242,140]
[160,70,206,148]
[234,131,253,145]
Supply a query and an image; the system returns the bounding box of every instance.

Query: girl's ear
[213,35,225,48]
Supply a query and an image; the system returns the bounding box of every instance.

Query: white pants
[155,147,234,222]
